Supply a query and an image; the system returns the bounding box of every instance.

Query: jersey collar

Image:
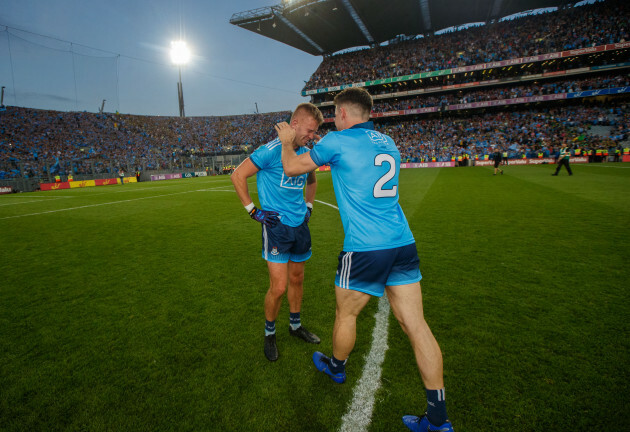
[349,121,375,130]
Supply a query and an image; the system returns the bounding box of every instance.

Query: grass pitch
[1,163,628,431]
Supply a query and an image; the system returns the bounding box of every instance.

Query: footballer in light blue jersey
[277,89,452,432]
[309,121,415,252]
[231,103,324,362]
[250,138,311,228]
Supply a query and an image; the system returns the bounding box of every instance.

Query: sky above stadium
[0,0,321,117]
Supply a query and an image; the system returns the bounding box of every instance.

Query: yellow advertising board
[69,180,96,188]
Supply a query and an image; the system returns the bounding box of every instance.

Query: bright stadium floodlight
[170,41,190,117]
[170,40,190,65]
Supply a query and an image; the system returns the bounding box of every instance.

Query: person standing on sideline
[493,147,504,175]
[118,168,125,185]
[231,103,324,362]
[552,143,573,176]
[276,88,454,432]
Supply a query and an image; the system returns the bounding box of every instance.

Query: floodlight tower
[170,41,190,118]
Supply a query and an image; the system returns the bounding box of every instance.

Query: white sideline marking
[340,296,390,432]
[315,199,340,210]
[0,197,74,206]
[314,199,390,432]
[0,188,219,220]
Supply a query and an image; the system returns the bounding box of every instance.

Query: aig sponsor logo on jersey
[365,130,387,145]
[280,172,307,190]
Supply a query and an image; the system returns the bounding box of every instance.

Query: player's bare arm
[305,171,317,205]
[275,122,319,177]
[230,158,259,206]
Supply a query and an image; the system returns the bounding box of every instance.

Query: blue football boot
[312,351,346,384]
[402,414,454,431]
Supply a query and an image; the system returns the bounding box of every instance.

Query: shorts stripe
[340,251,353,289]
[263,225,268,260]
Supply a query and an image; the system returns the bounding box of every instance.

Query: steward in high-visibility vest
[55,175,61,183]
[451,156,456,162]
[574,148,581,156]
[538,152,543,158]
[67,174,73,181]
[431,157,436,162]
[552,144,573,176]
[614,148,621,162]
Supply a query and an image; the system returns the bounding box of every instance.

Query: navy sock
[265,320,276,336]
[329,355,347,374]
[426,388,448,426]
[289,312,301,330]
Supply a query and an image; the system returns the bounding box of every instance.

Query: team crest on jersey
[271,247,279,256]
[366,130,387,145]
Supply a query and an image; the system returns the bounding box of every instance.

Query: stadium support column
[170,41,190,118]
[177,66,185,118]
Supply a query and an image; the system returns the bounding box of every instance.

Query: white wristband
[306,202,313,210]
[245,202,255,213]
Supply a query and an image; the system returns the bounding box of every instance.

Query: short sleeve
[310,133,341,166]
[250,145,270,170]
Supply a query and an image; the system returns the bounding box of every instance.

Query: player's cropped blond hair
[291,102,324,126]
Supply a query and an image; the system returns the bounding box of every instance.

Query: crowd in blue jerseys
[1,100,628,179]
[0,109,286,179]
[2,0,630,180]
[303,0,629,91]
[376,104,630,163]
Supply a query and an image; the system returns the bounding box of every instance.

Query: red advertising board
[95,178,118,186]
[40,182,71,191]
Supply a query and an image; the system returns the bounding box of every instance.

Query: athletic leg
[287,260,304,314]
[386,282,443,389]
[388,283,453,430]
[332,286,372,361]
[264,261,288,322]
[287,260,320,343]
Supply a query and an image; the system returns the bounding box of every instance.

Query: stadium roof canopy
[230,0,574,56]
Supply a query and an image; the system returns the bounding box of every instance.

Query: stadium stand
[0,109,289,181]
[302,0,629,91]
[2,0,630,191]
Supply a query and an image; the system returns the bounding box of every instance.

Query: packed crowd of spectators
[0,109,289,179]
[372,104,630,163]
[303,0,629,91]
[355,73,630,114]
[2,100,628,180]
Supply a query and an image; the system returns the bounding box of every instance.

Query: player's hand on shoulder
[249,206,279,227]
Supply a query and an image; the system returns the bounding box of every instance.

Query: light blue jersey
[310,122,415,252]
[250,138,310,227]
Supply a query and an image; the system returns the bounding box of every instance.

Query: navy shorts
[335,243,422,297]
[262,220,312,263]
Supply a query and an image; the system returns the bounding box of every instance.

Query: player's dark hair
[291,102,324,126]
[333,87,373,117]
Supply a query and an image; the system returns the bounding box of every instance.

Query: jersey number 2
[373,154,397,198]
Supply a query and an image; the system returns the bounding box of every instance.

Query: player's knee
[288,272,303,287]
[268,283,287,298]
[397,315,426,337]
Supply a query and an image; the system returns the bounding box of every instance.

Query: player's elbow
[283,168,299,177]
[282,163,303,177]
[230,169,241,186]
